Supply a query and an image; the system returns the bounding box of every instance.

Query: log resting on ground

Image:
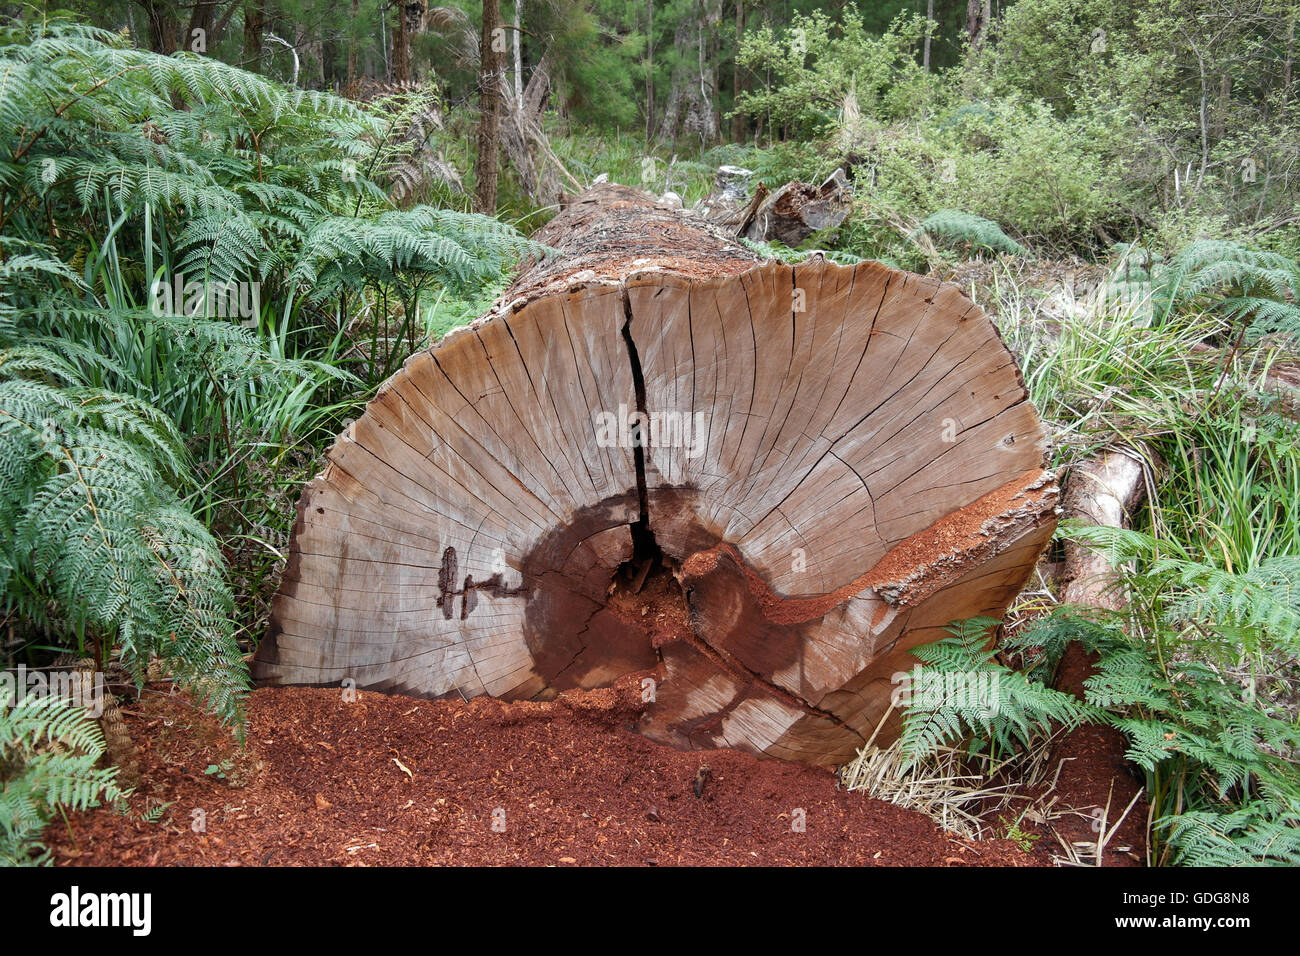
[254,183,1060,768]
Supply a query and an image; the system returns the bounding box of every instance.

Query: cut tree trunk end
[254,183,1059,768]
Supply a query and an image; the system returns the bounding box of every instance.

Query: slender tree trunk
[513,0,523,107]
[731,0,744,141]
[1213,71,1232,140]
[184,0,230,53]
[393,0,410,84]
[923,0,934,70]
[347,0,359,85]
[1284,12,1295,104]
[645,0,654,142]
[244,1,264,72]
[656,2,719,143]
[709,5,721,136]
[474,0,504,213]
[323,37,337,89]
[137,0,181,53]
[381,5,390,80]
[966,0,991,50]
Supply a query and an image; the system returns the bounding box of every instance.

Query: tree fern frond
[912,209,1027,256]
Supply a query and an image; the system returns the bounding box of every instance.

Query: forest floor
[45,676,1145,867]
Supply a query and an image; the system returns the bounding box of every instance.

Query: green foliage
[844,94,1127,260]
[288,207,533,302]
[1157,808,1300,866]
[989,0,1300,237]
[987,0,1134,113]
[0,272,249,722]
[0,686,125,865]
[0,18,538,729]
[898,509,1300,866]
[912,210,1026,256]
[1012,526,1300,866]
[999,813,1042,852]
[1147,404,1300,577]
[738,237,801,264]
[1153,240,1300,342]
[897,617,1096,769]
[421,275,511,344]
[735,6,934,136]
[0,18,535,385]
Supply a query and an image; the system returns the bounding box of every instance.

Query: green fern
[739,236,805,263]
[1018,524,1300,866]
[0,341,249,723]
[1152,239,1300,341]
[911,209,1027,256]
[0,686,125,865]
[1158,807,1300,866]
[896,616,1095,768]
[0,17,545,736]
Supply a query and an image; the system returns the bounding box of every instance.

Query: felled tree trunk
[254,184,1059,768]
[1061,450,1147,611]
[1055,448,1148,698]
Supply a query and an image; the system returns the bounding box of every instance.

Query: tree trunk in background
[347,0,359,84]
[923,0,934,70]
[323,37,337,89]
[185,0,225,53]
[644,0,654,141]
[393,0,410,84]
[731,0,745,140]
[656,3,720,143]
[513,0,523,104]
[136,1,180,53]
[1284,13,1295,105]
[474,0,504,212]
[244,1,264,72]
[254,183,1059,768]
[966,0,991,50]
[1213,72,1232,140]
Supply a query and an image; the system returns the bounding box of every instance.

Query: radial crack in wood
[253,183,1059,767]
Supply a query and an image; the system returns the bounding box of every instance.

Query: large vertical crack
[620,287,658,562]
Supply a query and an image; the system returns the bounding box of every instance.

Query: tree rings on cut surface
[254,184,1058,767]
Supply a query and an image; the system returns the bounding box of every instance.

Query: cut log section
[253,183,1059,768]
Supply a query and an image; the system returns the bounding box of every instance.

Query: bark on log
[254,183,1059,767]
[1061,450,1148,611]
[1055,448,1148,699]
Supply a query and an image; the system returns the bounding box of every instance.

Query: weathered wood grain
[254,183,1059,766]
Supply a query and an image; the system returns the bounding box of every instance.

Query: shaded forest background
[35,0,1300,258]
